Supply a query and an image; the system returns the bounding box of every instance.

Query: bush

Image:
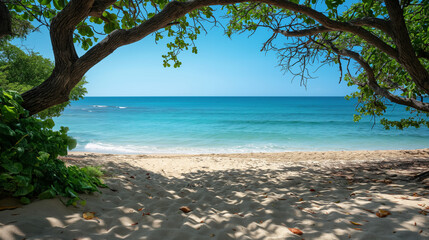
[0,88,104,205]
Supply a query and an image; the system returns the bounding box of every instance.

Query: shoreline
[2,148,428,239]
[68,146,429,156]
[68,148,429,161]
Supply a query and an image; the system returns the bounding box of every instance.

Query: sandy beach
[1,149,429,240]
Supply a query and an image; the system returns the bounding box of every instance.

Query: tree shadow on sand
[1,154,428,240]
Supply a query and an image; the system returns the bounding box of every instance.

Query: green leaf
[38,0,52,5]
[0,173,13,181]
[38,189,56,199]
[0,123,15,136]
[43,118,55,129]
[65,187,78,198]
[2,162,23,174]
[20,197,31,204]
[67,137,77,150]
[1,105,18,121]
[104,22,117,34]
[15,175,31,187]
[13,185,34,196]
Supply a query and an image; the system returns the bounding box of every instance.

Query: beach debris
[131,222,138,226]
[353,228,363,231]
[376,209,391,218]
[0,206,20,211]
[288,227,303,235]
[180,206,192,213]
[142,212,151,216]
[350,221,362,226]
[418,210,428,215]
[137,208,143,211]
[83,212,96,220]
[412,192,420,197]
[309,189,316,192]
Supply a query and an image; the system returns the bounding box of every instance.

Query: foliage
[3,0,429,129]
[0,42,87,119]
[224,0,429,129]
[0,88,104,205]
[340,1,429,129]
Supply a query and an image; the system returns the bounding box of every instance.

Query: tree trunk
[21,71,77,115]
[0,0,12,38]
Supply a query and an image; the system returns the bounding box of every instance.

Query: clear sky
[15,21,357,97]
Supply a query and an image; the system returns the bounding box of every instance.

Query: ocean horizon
[53,96,429,154]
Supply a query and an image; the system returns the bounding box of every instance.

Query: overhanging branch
[275,26,331,37]
[327,42,429,112]
[0,0,12,38]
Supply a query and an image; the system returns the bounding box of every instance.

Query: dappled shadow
[1,153,428,240]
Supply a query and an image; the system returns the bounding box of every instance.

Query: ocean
[53,97,429,154]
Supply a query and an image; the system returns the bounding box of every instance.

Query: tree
[1,0,428,129]
[225,0,429,129]
[0,42,87,118]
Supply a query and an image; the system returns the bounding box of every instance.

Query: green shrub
[0,88,105,205]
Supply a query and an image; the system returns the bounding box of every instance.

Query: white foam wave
[93,105,107,108]
[81,142,293,154]
[118,107,127,109]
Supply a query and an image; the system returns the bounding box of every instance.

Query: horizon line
[84,95,348,97]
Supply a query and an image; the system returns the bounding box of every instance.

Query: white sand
[1,149,429,240]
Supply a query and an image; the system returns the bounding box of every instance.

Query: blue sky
[15,21,356,97]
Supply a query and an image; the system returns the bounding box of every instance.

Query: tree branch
[0,0,12,38]
[384,0,429,94]
[74,0,249,76]
[275,26,331,37]
[89,0,117,17]
[327,42,429,112]
[50,0,95,67]
[264,0,399,60]
[349,17,393,37]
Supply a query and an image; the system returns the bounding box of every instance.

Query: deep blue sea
[53,97,429,154]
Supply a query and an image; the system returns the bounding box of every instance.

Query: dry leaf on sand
[376,209,391,218]
[288,228,303,235]
[83,212,96,220]
[180,206,192,213]
[350,221,362,226]
[0,206,20,211]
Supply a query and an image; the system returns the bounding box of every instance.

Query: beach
[1,149,429,240]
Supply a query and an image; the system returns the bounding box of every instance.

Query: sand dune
[1,149,428,239]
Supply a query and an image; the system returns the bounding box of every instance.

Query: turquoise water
[53,97,429,154]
